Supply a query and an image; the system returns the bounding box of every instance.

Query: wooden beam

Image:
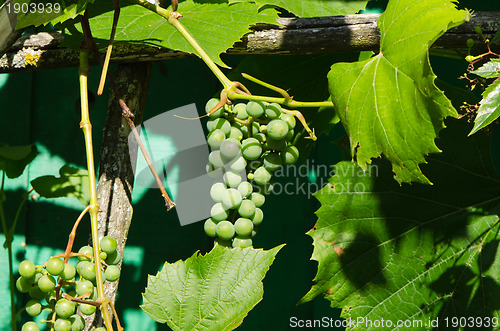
[0,12,498,73]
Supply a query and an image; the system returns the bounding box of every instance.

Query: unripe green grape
[60,263,76,281]
[29,285,46,300]
[263,152,283,172]
[234,218,254,237]
[280,113,296,129]
[253,132,266,144]
[207,162,222,178]
[76,279,94,296]
[228,155,247,172]
[78,246,93,262]
[211,202,229,221]
[253,167,272,186]
[232,238,253,248]
[250,192,265,207]
[267,119,289,140]
[100,236,117,255]
[38,275,56,292]
[210,182,226,202]
[209,150,225,169]
[246,101,265,117]
[466,38,475,48]
[216,221,235,240]
[205,98,223,119]
[465,55,475,63]
[223,170,243,188]
[234,103,248,120]
[207,129,226,149]
[241,138,262,160]
[474,25,483,35]
[220,138,241,161]
[19,260,36,279]
[46,257,65,276]
[204,218,218,237]
[80,302,97,315]
[285,129,294,141]
[281,145,299,165]
[45,290,57,305]
[240,122,260,138]
[22,322,40,331]
[79,262,96,282]
[251,208,264,226]
[105,265,121,282]
[105,251,121,265]
[25,299,42,317]
[55,299,76,319]
[229,126,243,140]
[221,188,242,210]
[54,318,71,331]
[237,181,253,198]
[100,251,108,260]
[265,103,282,119]
[69,315,85,331]
[208,118,231,135]
[16,276,32,293]
[264,137,287,151]
[237,200,256,219]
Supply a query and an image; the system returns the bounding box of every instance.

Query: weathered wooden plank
[0,12,498,73]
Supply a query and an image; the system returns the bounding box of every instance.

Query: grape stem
[79,26,114,330]
[282,109,317,141]
[98,0,121,95]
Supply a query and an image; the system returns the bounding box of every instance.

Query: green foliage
[469,80,500,135]
[141,245,283,330]
[328,0,469,184]
[31,164,90,206]
[62,0,278,68]
[229,0,368,17]
[300,120,500,328]
[0,143,37,179]
[14,0,93,29]
[471,58,500,79]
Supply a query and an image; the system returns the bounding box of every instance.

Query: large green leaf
[31,165,90,206]
[229,0,368,17]
[300,119,500,329]
[0,143,37,179]
[63,0,278,68]
[328,0,469,184]
[469,80,500,135]
[142,245,283,330]
[14,0,93,29]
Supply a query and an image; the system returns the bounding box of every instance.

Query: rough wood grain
[1,12,498,73]
[83,62,151,330]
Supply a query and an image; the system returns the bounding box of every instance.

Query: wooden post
[0,12,498,73]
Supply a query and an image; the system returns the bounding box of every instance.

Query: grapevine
[15,236,122,330]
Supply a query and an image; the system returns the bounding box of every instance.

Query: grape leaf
[300,119,500,329]
[328,0,469,184]
[469,80,500,135]
[63,0,279,68]
[14,0,93,29]
[31,164,90,206]
[141,245,283,330]
[471,58,500,79]
[0,143,37,179]
[229,0,368,17]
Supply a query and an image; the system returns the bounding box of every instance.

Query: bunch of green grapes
[16,236,121,331]
[204,98,300,248]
